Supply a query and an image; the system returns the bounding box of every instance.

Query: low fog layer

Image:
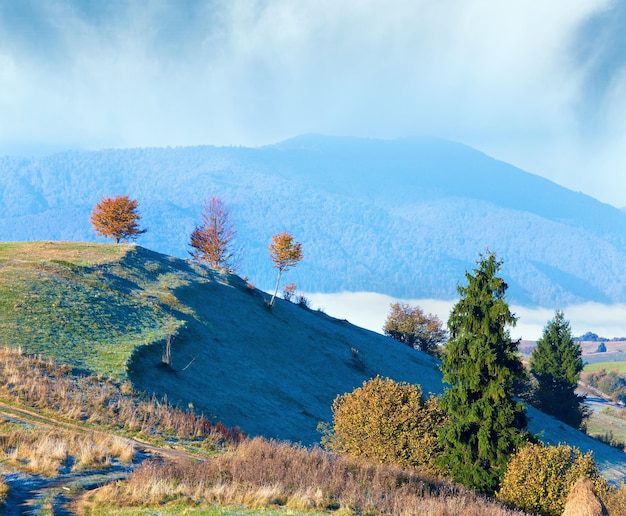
[307,292,626,342]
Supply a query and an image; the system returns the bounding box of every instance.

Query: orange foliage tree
[189,196,238,270]
[383,303,447,353]
[90,195,146,243]
[268,232,303,307]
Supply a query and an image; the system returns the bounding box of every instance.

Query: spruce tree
[438,253,527,495]
[530,311,586,428]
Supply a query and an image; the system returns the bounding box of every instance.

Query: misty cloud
[307,292,626,341]
[1,1,626,205]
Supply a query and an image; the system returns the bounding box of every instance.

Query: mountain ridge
[1,135,625,306]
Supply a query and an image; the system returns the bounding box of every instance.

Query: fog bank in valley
[307,292,626,342]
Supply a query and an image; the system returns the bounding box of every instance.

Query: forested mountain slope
[1,135,625,306]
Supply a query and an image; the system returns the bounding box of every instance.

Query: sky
[1,1,626,206]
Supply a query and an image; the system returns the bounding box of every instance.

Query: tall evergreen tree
[438,253,527,495]
[530,311,587,428]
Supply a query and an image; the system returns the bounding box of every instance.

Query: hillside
[0,242,442,444]
[2,136,626,306]
[1,242,625,482]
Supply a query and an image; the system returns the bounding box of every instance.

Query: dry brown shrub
[91,437,526,515]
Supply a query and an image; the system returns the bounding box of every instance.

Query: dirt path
[2,469,130,515]
[0,400,208,514]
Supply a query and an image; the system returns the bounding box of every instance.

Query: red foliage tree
[189,196,238,270]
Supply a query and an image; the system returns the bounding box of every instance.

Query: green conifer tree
[438,252,527,495]
[530,311,587,428]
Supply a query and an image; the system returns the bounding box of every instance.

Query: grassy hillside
[1,241,625,483]
[0,242,186,377]
[0,241,442,444]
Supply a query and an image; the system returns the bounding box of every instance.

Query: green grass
[0,242,193,377]
[586,408,626,449]
[583,362,626,374]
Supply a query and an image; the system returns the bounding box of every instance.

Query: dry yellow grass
[0,426,135,477]
[0,477,8,504]
[90,437,527,515]
[0,241,131,266]
[0,347,244,448]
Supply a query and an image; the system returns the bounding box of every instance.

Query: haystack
[562,477,608,516]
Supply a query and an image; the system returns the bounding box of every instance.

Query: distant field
[584,362,626,374]
[586,407,626,450]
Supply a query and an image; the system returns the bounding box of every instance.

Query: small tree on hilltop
[268,232,303,307]
[189,196,239,270]
[383,302,448,353]
[90,195,146,243]
[438,252,528,495]
[530,310,587,428]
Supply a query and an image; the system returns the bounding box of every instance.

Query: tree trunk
[269,269,282,307]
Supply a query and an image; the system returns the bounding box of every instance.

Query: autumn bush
[383,302,447,353]
[601,482,626,515]
[496,443,605,515]
[321,376,446,474]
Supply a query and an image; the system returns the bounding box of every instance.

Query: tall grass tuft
[0,427,135,477]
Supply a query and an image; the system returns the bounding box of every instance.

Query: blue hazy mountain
[1,134,625,307]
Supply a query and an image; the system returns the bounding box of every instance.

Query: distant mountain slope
[1,136,626,306]
[0,242,624,481]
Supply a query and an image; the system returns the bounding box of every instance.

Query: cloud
[1,1,626,205]
[307,292,626,341]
